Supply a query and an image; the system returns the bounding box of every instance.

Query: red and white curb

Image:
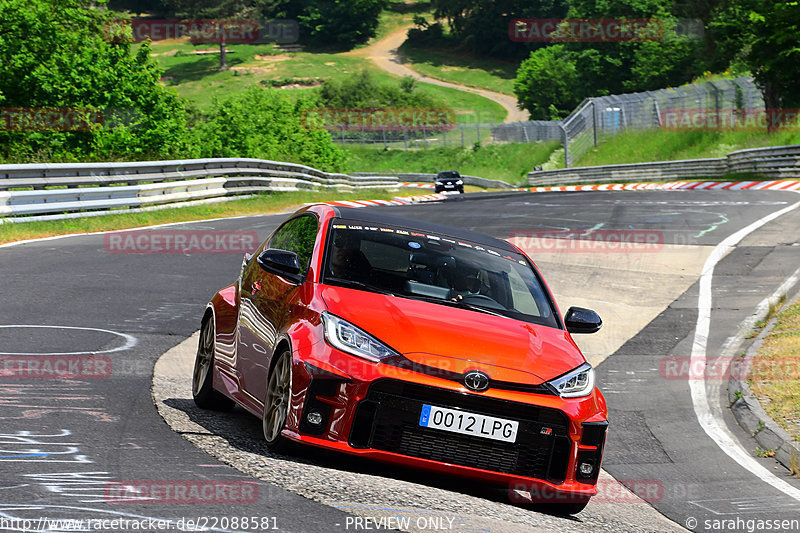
[530,180,800,193]
[325,193,446,209]
[399,182,436,189]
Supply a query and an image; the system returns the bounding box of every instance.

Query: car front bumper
[282,344,608,499]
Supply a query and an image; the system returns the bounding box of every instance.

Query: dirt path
[350,26,529,123]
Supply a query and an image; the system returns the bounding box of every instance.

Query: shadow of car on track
[162,397,585,521]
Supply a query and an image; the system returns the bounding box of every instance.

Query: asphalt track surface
[2,189,800,532]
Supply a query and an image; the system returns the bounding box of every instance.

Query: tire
[192,318,235,410]
[262,349,293,453]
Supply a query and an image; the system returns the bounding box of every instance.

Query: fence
[329,122,512,150]
[495,77,763,167]
[333,77,763,169]
[528,144,800,186]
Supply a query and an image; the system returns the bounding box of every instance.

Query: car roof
[329,206,518,254]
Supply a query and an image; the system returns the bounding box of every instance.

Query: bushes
[189,87,345,172]
[0,0,188,162]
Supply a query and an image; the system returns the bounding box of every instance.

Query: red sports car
[193,203,607,514]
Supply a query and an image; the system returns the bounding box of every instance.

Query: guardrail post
[560,124,570,168]
[591,100,598,147]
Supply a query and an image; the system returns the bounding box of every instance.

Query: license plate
[419,404,519,443]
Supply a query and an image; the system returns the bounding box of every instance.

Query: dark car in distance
[435,171,464,194]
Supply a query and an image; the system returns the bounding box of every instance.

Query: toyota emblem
[463,370,490,392]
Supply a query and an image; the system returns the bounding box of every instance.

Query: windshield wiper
[403,293,507,318]
[326,277,398,297]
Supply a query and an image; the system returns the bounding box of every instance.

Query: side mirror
[257,249,302,282]
[565,306,602,334]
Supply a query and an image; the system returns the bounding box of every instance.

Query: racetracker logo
[508,479,664,504]
[660,356,800,381]
[509,18,703,42]
[104,231,259,255]
[661,108,800,132]
[104,481,258,504]
[105,18,299,44]
[0,107,139,131]
[302,107,457,131]
[508,229,664,253]
[0,355,111,379]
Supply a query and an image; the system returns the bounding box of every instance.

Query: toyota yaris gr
[193,203,608,514]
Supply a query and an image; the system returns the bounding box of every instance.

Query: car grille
[350,380,571,483]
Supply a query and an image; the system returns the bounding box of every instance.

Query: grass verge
[748,298,800,446]
[0,189,419,245]
[398,42,517,96]
[575,129,800,167]
[149,39,507,122]
[343,142,559,185]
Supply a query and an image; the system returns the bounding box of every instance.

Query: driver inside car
[330,231,371,281]
[451,267,481,299]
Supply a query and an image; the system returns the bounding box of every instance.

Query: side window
[268,215,318,274]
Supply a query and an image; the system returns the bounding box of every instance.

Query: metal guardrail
[528,145,800,186]
[352,172,515,190]
[0,158,398,219]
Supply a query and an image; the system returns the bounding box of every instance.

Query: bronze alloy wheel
[192,318,233,410]
[263,349,293,451]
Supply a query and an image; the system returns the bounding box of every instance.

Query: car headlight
[455,180,463,185]
[547,363,594,398]
[321,312,399,363]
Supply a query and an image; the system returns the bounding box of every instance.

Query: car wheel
[192,318,235,410]
[263,349,293,452]
[458,186,464,194]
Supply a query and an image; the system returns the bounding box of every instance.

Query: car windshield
[322,219,559,328]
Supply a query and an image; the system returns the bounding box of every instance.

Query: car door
[237,214,319,404]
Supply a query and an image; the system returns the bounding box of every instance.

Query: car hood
[320,285,586,385]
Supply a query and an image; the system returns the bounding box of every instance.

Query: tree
[189,87,345,171]
[745,0,800,124]
[513,45,580,119]
[0,0,188,162]
[295,0,388,49]
[162,0,282,69]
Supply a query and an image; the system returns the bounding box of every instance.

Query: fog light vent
[306,411,323,426]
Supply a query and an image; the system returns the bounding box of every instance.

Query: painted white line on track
[0,325,138,355]
[689,192,800,501]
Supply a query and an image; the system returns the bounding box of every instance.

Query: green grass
[148,39,507,121]
[364,1,431,45]
[575,129,800,167]
[343,142,560,185]
[398,43,518,96]
[0,189,419,245]
[749,300,800,443]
